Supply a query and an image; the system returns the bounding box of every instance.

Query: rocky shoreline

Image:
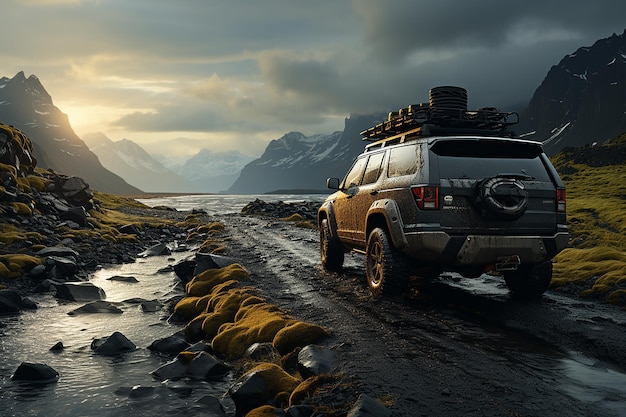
[0,127,387,416]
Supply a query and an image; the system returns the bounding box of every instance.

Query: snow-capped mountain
[83,133,197,193]
[228,114,383,194]
[0,72,141,194]
[520,29,626,155]
[176,149,254,193]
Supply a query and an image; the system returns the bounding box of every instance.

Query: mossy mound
[185,264,250,297]
[212,303,294,359]
[247,362,300,403]
[273,322,330,356]
[0,254,42,279]
[289,374,339,407]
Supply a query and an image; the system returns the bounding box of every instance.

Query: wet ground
[216,212,626,417]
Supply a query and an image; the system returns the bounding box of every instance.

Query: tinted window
[362,152,385,184]
[342,157,368,188]
[432,139,550,180]
[388,144,420,177]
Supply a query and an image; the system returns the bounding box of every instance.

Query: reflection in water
[0,247,234,417]
[560,352,626,415]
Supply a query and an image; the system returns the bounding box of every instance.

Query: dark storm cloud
[353,0,626,61]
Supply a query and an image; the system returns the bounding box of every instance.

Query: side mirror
[326,178,340,190]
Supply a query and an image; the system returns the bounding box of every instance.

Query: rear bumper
[401,231,569,265]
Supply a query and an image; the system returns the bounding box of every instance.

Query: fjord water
[0,194,326,417]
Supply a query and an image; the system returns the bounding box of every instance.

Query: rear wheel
[320,219,344,271]
[366,227,407,298]
[504,261,553,298]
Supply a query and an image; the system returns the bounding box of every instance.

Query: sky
[2,0,625,159]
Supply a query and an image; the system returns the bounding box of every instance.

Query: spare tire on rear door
[474,176,529,220]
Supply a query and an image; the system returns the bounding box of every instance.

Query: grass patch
[551,149,626,306]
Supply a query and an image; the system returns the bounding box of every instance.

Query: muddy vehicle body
[318,87,569,298]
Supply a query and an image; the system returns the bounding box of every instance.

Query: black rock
[11,362,59,384]
[91,331,136,355]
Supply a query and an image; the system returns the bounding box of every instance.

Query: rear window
[431,139,550,181]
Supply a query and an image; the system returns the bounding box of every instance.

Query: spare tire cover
[475,177,528,220]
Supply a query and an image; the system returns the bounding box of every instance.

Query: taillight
[412,185,439,209]
[556,188,566,212]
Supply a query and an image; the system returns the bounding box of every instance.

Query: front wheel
[504,261,553,299]
[320,219,344,271]
[365,227,407,299]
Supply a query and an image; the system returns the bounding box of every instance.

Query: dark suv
[318,87,569,298]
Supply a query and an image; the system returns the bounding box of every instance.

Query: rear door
[430,137,559,235]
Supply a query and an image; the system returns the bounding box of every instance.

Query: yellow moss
[0,254,42,279]
[93,191,149,210]
[174,296,203,320]
[273,322,330,355]
[245,363,300,402]
[10,201,33,216]
[198,240,227,254]
[24,175,50,192]
[295,221,317,230]
[607,289,626,307]
[186,264,249,296]
[281,214,304,222]
[0,262,12,279]
[289,375,338,406]
[211,303,293,359]
[197,222,225,233]
[16,177,31,192]
[0,223,43,244]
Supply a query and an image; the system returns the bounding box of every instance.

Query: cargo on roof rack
[360,86,519,142]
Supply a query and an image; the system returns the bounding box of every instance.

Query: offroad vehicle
[318,86,569,298]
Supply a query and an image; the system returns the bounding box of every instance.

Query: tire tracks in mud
[216,213,626,417]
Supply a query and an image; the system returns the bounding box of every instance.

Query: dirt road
[215,212,626,417]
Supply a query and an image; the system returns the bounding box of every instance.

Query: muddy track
[216,212,626,417]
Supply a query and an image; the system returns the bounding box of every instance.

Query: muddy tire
[320,219,344,271]
[366,227,407,299]
[504,261,553,298]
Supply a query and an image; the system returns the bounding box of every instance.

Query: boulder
[118,224,141,235]
[35,246,80,258]
[46,256,78,279]
[140,299,163,312]
[148,332,190,355]
[245,342,281,363]
[228,363,300,416]
[194,253,236,276]
[186,351,231,380]
[107,275,139,283]
[91,331,136,355]
[138,242,171,257]
[11,362,59,384]
[50,342,64,351]
[195,395,226,414]
[346,394,392,417]
[0,289,36,313]
[151,351,230,381]
[297,345,334,378]
[59,206,89,227]
[55,282,106,301]
[67,300,123,315]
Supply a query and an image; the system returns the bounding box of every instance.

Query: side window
[342,157,368,189]
[388,144,420,177]
[362,152,385,185]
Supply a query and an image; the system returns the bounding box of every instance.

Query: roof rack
[361,105,519,142]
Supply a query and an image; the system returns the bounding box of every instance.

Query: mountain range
[1,29,624,195]
[0,72,141,194]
